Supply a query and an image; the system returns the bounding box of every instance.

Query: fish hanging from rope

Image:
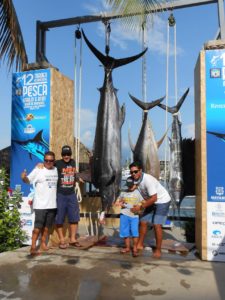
[82,30,147,222]
[128,94,166,179]
[158,88,189,214]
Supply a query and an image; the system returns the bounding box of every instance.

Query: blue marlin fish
[82,30,147,216]
[128,94,165,179]
[13,129,49,161]
[207,131,225,142]
[158,88,189,213]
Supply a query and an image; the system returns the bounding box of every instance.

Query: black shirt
[55,159,77,195]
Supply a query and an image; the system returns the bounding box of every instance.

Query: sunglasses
[44,159,54,163]
[62,154,71,157]
[130,170,139,175]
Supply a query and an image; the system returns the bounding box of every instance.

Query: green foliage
[0,168,27,252]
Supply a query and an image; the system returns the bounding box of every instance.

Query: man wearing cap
[55,145,83,248]
[129,161,171,258]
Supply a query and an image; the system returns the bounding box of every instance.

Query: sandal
[59,243,68,249]
[69,241,82,248]
[120,248,130,254]
[132,251,138,257]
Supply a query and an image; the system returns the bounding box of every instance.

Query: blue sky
[0,0,220,161]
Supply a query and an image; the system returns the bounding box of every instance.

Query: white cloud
[74,108,96,148]
[183,123,195,138]
[81,130,94,149]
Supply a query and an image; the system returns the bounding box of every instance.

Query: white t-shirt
[27,167,58,209]
[137,173,171,204]
[119,189,143,217]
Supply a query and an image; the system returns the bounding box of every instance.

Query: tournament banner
[10,69,50,243]
[206,50,225,261]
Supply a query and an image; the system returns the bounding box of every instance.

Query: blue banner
[10,69,50,196]
[206,50,225,202]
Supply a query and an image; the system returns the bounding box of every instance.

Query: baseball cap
[126,176,134,187]
[61,145,72,156]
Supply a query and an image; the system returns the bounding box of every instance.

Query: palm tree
[0,0,28,71]
[105,0,168,30]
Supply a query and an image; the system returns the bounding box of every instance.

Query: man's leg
[137,221,148,250]
[153,224,163,258]
[30,228,41,255]
[56,224,66,245]
[68,193,80,244]
[69,222,78,243]
[41,227,49,250]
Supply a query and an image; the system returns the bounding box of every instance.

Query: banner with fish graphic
[206,49,225,261]
[11,69,50,196]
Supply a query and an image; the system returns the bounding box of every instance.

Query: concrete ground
[0,226,225,300]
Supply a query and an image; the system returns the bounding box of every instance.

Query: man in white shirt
[21,151,58,256]
[130,161,171,258]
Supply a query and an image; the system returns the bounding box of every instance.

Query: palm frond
[0,0,28,71]
[106,0,169,31]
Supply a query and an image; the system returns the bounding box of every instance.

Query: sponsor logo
[212,230,222,235]
[212,221,225,225]
[212,242,225,246]
[210,68,221,78]
[216,186,224,196]
[21,219,32,226]
[212,212,225,218]
[212,250,225,256]
[24,124,35,134]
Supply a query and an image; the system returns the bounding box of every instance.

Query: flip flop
[69,241,82,248]
[132,251,138,257]
[120,248,131,254]
[59,243,68,249]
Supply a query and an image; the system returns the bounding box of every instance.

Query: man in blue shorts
[130,161,171,258]
[55,145,83,249]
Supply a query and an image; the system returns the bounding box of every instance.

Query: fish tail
[82,29,147,70]
[158,88,189,114]
[129,93,165,111]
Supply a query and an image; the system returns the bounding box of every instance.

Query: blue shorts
[55,193,80,224]
[140,201,171,225]
[120,214,139,238]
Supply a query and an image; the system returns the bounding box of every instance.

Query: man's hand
[36,163,44,169]
[131,205,141,213]
[21,169,30,183]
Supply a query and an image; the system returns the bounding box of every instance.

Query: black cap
[126,176,134,187]
[61,145,72,156]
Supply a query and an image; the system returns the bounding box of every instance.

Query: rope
[142,21,147,103]
[74,27,83,203]
[164,21,170,187]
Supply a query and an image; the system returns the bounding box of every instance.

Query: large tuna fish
[158,88,189,213]
[82,30,147,217]
[128,94,165,179]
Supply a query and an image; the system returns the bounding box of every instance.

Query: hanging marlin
[128,94,166,179]
[82,30,147,219]
[157,88,189,213]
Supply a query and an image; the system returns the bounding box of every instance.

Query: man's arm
[131,194,157,213]
[21,169,30,184]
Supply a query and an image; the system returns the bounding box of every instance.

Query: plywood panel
[194,51,207,260]
[50,68,74,159]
